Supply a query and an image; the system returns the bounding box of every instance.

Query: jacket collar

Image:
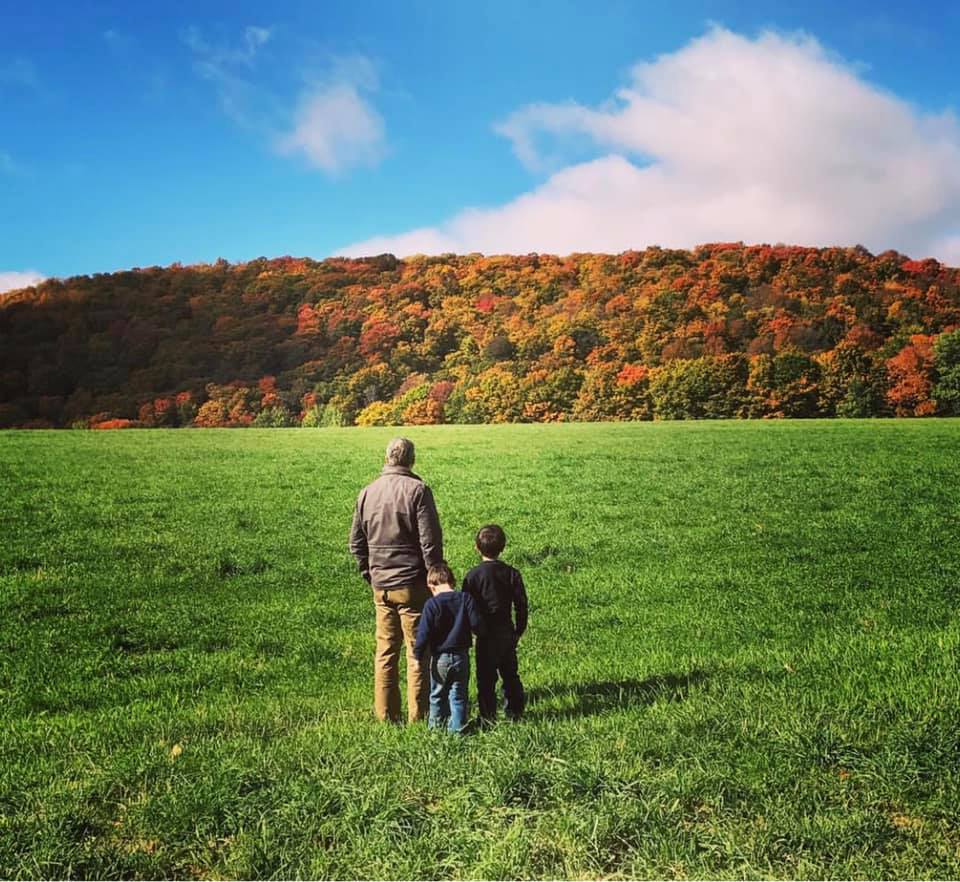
[381,464,420,479]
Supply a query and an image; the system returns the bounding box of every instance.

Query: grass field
[1,421,959,879]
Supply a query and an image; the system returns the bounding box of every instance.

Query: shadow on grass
[527,669,709,719]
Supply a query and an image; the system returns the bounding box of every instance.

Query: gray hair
[385,437,415,468]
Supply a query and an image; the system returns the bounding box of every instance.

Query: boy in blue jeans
[463,524,528,723]
[413,562,485,733]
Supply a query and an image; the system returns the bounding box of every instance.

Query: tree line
[1,244,959,429]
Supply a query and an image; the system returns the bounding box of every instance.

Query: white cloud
[930,234,960,267]
[275,80,385,174]
[340,27,960,263]
[0,271,45,294]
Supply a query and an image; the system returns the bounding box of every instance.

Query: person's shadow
[527,670,709,719]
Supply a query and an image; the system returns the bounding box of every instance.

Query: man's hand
[362,570,372,584]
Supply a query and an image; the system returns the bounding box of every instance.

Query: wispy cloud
[182,24,272,69]
[341,27,960,264]
[102,28,139,56]
[183,24,275,128]
[0,151,22,175]
[0,270,45,294]
[0,58,40,90]
[184,26,386,175]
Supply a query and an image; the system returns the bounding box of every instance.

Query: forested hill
[2,244,960,428]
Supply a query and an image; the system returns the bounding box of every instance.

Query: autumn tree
[573,362,652,421]
[885,336,936,416]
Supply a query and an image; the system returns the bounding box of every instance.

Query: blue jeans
[429,650,470,733]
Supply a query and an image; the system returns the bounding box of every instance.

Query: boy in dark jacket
[462,524,528,723]
[414,562,485,733]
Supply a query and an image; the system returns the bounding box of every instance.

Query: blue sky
[2,0,960,288]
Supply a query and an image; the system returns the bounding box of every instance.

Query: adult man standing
[349,437,443,723]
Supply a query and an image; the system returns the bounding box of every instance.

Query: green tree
[462,367,525,422]
[649,356,749,419]
[817,345,888,417]
[252,405,294,427]
[573,363,653,421]
[932,329,960,415]
[745,352,821,418]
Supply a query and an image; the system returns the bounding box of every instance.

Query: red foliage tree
[886,335,936,416]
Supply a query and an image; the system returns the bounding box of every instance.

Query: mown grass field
[1,421,959,880]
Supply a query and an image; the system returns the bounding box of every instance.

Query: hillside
[2,244,960,428]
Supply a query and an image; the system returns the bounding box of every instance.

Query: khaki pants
[372,584,430,723]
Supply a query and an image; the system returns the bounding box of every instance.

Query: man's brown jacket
[349,465,443,590]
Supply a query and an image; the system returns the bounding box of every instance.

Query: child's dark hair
[476,524,507,558]
[427,561,456,588]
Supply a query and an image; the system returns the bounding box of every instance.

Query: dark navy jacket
[462,559,528,637]
[413,590,485,660]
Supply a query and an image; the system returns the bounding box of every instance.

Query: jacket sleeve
[416,484,443,570]
[465,593,486,638]
[512,570,528,638]
[413,604,432,661]
[348,492,370,582]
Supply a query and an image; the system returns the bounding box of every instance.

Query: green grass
[1,421,959,879]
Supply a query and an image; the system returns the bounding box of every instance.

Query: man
[349,437,443,723]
